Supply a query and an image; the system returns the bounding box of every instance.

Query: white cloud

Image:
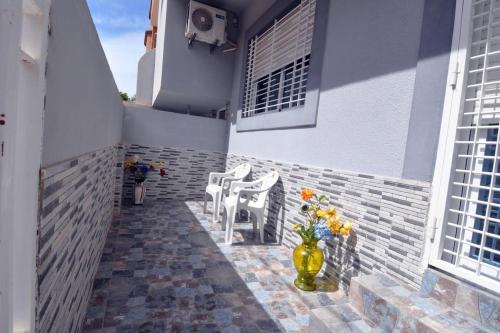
[100,31,145,96]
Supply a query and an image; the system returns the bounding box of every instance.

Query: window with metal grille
[242,0,316,118]
[440,0,500,283]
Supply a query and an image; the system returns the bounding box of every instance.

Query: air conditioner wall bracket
[188,33,197,48]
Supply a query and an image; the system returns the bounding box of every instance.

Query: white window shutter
[242,0,316,118]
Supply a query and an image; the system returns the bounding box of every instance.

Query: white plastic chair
[222,171,280,245]
[204,163,252,222]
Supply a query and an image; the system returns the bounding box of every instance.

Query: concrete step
[420,268,500,329]
[349,273,498,333]
[308,302,373,333]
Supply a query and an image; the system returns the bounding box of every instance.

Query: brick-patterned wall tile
[226,154,431,289]
[120,144,226,202]
[37,146,117,333]
[113,145,126,216]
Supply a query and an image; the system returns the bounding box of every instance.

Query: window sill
[236,97,318,132]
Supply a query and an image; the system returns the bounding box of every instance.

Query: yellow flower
[325,207,337,218]
[301,188,315,201]
[292,223,301,231]
[315,209,327,218]
[339,222,352,236]
[326,208,339,224]
[124,160,133,168]
[339,227,349,236]
[328,221,341,233]
[328,215,340,224]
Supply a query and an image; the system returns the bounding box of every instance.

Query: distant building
[135,0,241,116]
[144,0,159,50]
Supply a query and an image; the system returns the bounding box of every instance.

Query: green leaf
[318,194,327,202]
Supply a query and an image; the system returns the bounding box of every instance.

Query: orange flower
[301,188,315,201]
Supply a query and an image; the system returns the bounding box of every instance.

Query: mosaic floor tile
[82,201,350,333]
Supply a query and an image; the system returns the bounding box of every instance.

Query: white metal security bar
[242,0,316,118]
[437,0,500,287]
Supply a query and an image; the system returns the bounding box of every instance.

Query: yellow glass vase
[293,239,324,291]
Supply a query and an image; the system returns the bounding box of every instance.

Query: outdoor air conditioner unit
[185,0,226,47]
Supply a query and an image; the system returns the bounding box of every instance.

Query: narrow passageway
[82,201,347,333]
[84,201,352,332]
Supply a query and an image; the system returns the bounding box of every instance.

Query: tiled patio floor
[81,201,357,333]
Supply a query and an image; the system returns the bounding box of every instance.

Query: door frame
[0,0,50,331]
[423,0,500,292]
[0,2,22,332]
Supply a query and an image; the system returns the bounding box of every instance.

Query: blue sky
[87,0,150,96]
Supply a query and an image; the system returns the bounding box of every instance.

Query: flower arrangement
[291,188,353,291]
[124,155,167,184]
[293,188,352,242]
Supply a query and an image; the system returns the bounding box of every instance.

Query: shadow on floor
[323,231,361,295]
[82,201,316,333]
[265,178,287,245]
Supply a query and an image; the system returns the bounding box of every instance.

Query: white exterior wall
[151,0,236,114]
[0,3,21,331]
[152,0,167,108]
[136,50,155,106]
[42,0,124,167]
[226,0,454,182]
[123,104,227,152]
[0,0,52,331]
